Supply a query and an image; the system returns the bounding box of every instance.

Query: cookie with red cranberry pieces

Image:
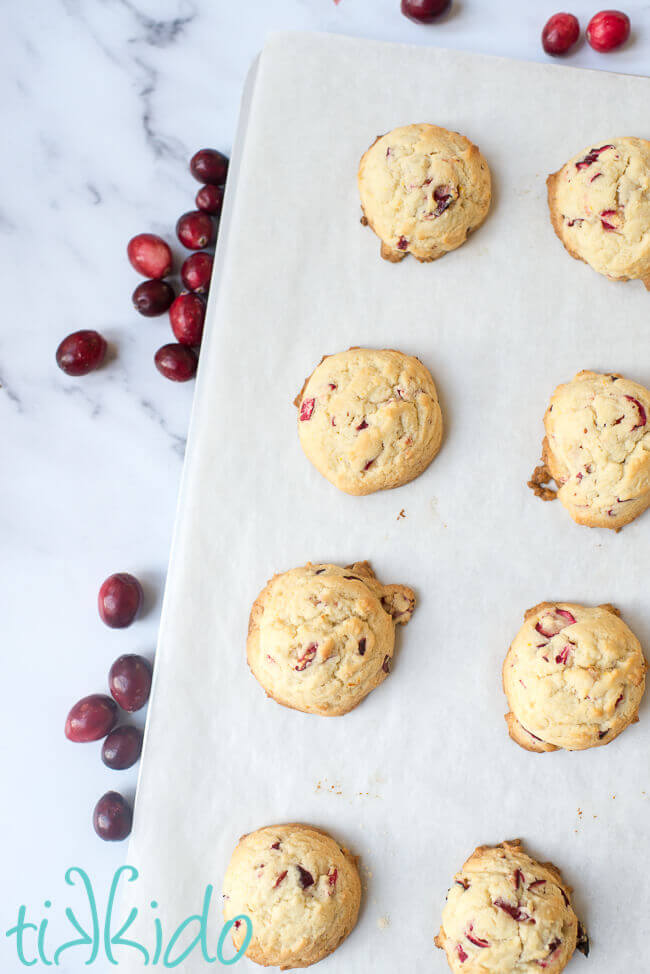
[295,347,443,495]
[528,370,650,530]
[223,823,361,969]
[358,123,491,263]
[503,601,647,753]
[247,560,415,716]
[435,839,588,973]
[548,138,650,286]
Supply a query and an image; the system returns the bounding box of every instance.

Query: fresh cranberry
[102,725,143,769]
[169,292,206,346]
[397,235,408,250]
[296,866,314,889]
[190,149,229,186]
[132,280,175,317]
[127,233,172,279]
[98,573,143,629]
[587,10,630,51]
[181,252,213,293]
[273,870,288,888]
[456,944,468,963]
[65,694,118,742]
[56,330,107,376]
[400,0,451,22]
[93,791,132,841]
[154,343,198,382]
[195,184,224,216]
[542,13,580,55]
[109,654,153,712]
[176,211,214,250]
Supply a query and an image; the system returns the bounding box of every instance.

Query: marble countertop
[3,0,650,952]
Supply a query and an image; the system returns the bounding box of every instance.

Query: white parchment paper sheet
[122,32,650,973]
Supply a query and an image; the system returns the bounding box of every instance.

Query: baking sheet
[122,32,650,972]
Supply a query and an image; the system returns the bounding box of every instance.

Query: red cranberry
[109,654,153,712]
[169,292,206,345]
[190,148,229,185]
[127,233,172,279]
[154,343,198,382]
[65,694,118,742]
[181,252,213,293]
[98,573,143,629]
[132,280,175,317]
[176,211,214,250]
[195,184,224,216]
[586,10,630,51]
[296,866,314,889]
[542,13,580,55]
[300,398,315,421]
[400,0,451,23]
[93,791,132,841]
[102,725,143,770]
[56,330,107,376]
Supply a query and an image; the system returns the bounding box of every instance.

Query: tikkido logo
[5,866,252,967]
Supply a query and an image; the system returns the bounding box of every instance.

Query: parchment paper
[123,32,650,972]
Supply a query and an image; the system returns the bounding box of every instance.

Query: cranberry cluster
[65,572,153,841]
[55,148,229,384]
[542,10,631,56]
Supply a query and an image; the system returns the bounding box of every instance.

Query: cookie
[358,123,491,263]
[295,347,443,495]
[528,370,650,530]
[435,839,588,973]
[503,602,647,753]
[223,823,361,969]
[247,560,415,716]
[547,138,650,286]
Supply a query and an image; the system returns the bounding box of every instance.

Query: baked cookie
[548,138,650,286]
[247,560,415,716]
[528,370,650,530]
[435,839,589,973]
[295,347,443,495]
[503,602,647,753]
[358,123,491,263]
[223,823,361,969]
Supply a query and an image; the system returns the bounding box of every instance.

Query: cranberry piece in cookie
[547,137,650,286]
[358,123,491,263]
[504,601,647,753]
[436,840,584,974]
[528,370,650,529]
[223,823,361,969]
[294,347,443,495]
[246,561,415,716]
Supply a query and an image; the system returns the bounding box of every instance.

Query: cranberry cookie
[548,138,650,286]
[295,347,443,495]
[358,123,491,263]
[503,602,647,753]
[529,370,650,529]
[223,823,361,969]
[247,560,415,716]
[435,840,588,973]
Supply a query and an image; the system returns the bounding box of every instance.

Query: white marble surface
[3,0,650,959]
